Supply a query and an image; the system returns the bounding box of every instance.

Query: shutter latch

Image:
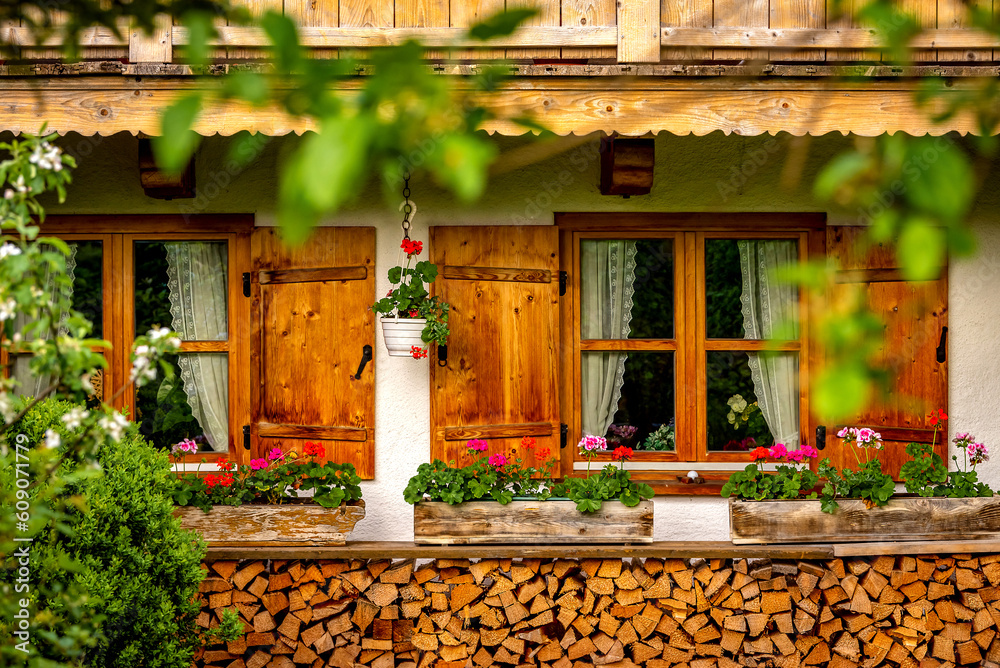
[242,272,251,298]
[560,423,568,449]
[815,425,826,450]
[559,271,568,297]
[243,425,251,450]
[936,326,948,363]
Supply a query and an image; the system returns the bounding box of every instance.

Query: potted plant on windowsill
[372,237,450,359]
[724,411,1000,544]
[170,441,366,546]
[404,436,654,545]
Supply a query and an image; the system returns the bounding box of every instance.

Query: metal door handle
[355,345,373,379]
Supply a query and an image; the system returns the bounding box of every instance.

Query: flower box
[729,496,1000,544]
[412,499,653,545]
[175,501,366,547]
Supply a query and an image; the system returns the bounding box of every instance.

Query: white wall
[35,130,1000,542]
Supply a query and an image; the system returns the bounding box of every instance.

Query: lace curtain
[738,240,800,447]
[165,242,229,452]
[12,244,79,398]
[581,240,637,438]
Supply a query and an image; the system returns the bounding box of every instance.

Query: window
[3,217,251,462]
[559,214,824,488]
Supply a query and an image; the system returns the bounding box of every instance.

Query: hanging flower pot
[381,315,428,357]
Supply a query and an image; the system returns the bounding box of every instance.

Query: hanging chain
[401,172,412,240]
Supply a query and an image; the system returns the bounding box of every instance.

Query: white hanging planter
[381,316,427,357]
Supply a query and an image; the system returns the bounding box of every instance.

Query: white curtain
[165,242,229,452]
[739,240,800,447]
[581,240,637,438]
[13,244,78,398]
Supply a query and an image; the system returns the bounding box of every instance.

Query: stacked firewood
[195,554,1000,668]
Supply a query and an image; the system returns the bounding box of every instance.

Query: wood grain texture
[251,227,375,478]
[899,0,939,62]
[286,0,338,58]
[175,502,366,546]
[730,497,1000,544]
[825,0,867,61]
[258,266,367,285]
[430,226,561,476]
[938,0,992,61]
[129,14,172,63]
[339,0,393,58]
[562,0,617,59]
[660,0,712,60]
[506,0,560,60]
[227,0,281,60]
[769,0,825,61]
[395,0,449,59]
[825,226,948,479]
[442,421,554,441]
[441,265,551,283]
[450,0,505,59]
[618,0,660,63]
[412,500,654,544]
[713,0,767,61]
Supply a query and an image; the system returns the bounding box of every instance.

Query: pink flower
[769,443,788,461]
[171,438,198,456]
[466,439,488,452]
[250,458,268,470]
[578,435,608,453]
[267,448,285,461]
[797,444,819,461]
[837,427,851,439]
[488,453,509,469]
[969,442,989,466]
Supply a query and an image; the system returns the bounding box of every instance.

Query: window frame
[557,213,826,493]
[4,216,252,464]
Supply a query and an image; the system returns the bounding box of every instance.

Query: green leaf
[223,72,271,106]
[468,8,539,41]
[179,11,215,67]
[814,152,870,203]
[428,134,497,202]
[154,94,203,176]
[261,10,302,72]
[812,365,871,422]
[897,217,946,281]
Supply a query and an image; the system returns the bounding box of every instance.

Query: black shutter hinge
[559,271,568,297]
[243,425,251,450]
[936,326,948,363]
[242,272,251,298]
[560,423,568,449]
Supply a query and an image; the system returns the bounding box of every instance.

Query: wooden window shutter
[429,226,562,475]
[250,227,376,478]
[824,226,948,479]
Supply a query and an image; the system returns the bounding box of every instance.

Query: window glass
[706,239,798,339]
[706,351,799,451]
[135,352,228,452]
[135,241,228,340]
[581,239,674,340]
[582,351,675,452]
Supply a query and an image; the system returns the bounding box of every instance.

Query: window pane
[135,353,229,452]
[135,241,228,340]
[72,241,103,337]
[581,239,673,340]
[706,239,798,339]
[706,351,799,452]
[582,351,675,452]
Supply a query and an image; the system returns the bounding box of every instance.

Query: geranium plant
[403,436,556,505]
[170,441,363,512]
[552,438,655,512]
[817,427,895,513]
[901,410,993,498]
[371,237,450,357]
[721,443,821,501]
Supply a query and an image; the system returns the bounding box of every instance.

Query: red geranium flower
[928,409,948,426]
[303,441,325,457]
[521,436,536,450]
[401,239,423,257]
[536,447,551,460]
[750,446,771,462]
[612,446,633,462]
[204,474,219,489]
[410,346,428,359]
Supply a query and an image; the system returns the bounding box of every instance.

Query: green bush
[3,399,212,668]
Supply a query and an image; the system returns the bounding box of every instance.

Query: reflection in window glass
[581,239,673,340]
[135,353,229,452]
[135,241,228,340]
[582,351,675,452]
[707,351,799,452]
[705,239,798,339]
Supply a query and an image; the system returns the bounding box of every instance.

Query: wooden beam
[441,266,552,283]
[129,14,171,63]
[617,0,660,63]
[6,26,126,47]
[661,27,1000,50]
[443,422,554,441]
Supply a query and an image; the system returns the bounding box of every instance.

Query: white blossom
[29,142,63,172]
[43,429,61,450]
[0,298,17,322]
[98,413,129,442]
[13,175,29,194]
[3,189,13,200]
[80,373,95,395]
[0,393,14,424]
[0,243,22,259]
[61,407,88,430]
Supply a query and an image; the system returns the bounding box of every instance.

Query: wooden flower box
[174,501,366,546]
[412,499,654,545]
[729,496,1000,544]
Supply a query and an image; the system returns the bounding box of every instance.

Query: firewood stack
[195,554,1000,668]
